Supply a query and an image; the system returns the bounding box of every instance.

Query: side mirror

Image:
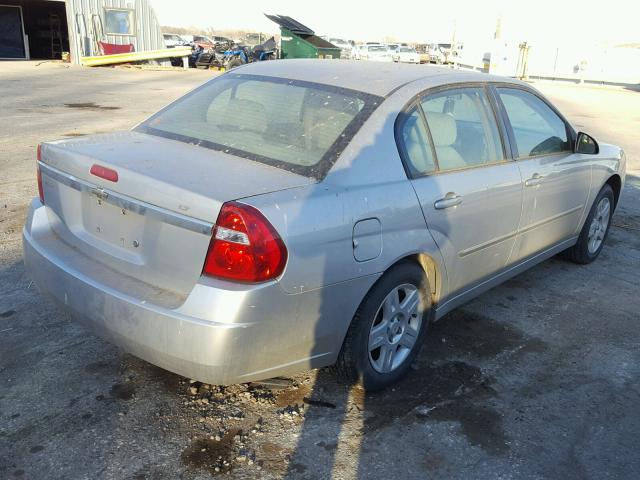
[575,132,599,154]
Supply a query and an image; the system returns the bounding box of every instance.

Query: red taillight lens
[203,202,287,283]
[90,164,119,183]
[36,143,44,204]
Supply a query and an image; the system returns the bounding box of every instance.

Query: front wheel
[332,262,431,391]
[563,184,614,264]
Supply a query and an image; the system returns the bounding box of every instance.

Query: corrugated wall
[65,0,165,63]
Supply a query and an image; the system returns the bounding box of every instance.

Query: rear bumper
[23,200,375,385]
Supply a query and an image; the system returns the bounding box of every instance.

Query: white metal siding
[65,0,164,63]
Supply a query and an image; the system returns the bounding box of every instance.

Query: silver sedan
[23,60,626,391]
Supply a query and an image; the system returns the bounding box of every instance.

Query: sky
[151,0,639,48]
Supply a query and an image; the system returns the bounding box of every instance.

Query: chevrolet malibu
[24,60,626,391]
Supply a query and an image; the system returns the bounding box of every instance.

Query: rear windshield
[137,74,382,179]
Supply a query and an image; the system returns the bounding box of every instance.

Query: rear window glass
[137,74,382,179]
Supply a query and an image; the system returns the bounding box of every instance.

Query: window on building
[104,8,134,36]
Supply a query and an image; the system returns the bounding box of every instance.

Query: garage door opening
[0,0,69,60]
[0,5,26,58]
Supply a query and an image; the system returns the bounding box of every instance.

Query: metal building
[0,0,164,64]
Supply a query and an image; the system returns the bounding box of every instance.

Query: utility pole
[517,42,530,79]
[488,14,502,74]
[450,19,457,68]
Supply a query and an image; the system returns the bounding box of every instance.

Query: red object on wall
[98,42,134,55]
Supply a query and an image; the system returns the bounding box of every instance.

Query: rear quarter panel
[242,178,444,365]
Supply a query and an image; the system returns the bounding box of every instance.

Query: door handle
[525,173,544,187]
[434,193,463,210]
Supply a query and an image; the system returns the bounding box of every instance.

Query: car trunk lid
[39,131,314,296]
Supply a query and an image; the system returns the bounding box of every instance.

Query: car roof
[236,60,523,97]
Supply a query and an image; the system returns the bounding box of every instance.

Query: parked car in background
[351,44,361,60]
[427,42,462,64]
[241,33,274,48]
[25,61,625,392]
[353,44,370,60]
[360,44,392,62]
[414,44,431,64]
[181,35,215,48]
[193,35,214,44]
[327,37,352,59]
[427,43,447,64]
[162,33,185,48]
[211,35,234,46]
[393,46,420,64]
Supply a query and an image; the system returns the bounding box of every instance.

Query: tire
[563,184,614,264]
[227,58,244,69]
[332,262,431,392]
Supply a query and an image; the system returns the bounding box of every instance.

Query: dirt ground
[1,62,639,480]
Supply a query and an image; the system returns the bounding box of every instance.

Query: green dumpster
[265,14,342,60]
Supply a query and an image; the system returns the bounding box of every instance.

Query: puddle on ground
[84,360,118,375]
[145,365,182,395]
[257,442,293,476]
[110,382,136,400]
[275,384,311,407]
[64,102,120,111]
[62,130,109,137]
[120,354,181,395]
[428,309,547,360]
[296,311,546,456]
[181,429,239,476]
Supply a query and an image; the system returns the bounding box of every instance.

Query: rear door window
[399,107,436,176]
[420,87,505,171]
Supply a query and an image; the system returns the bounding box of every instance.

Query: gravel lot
[1,62,639,480]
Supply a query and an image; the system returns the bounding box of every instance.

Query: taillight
[37,143,44,204]
[203,202,287,283]
[90,164,119,183]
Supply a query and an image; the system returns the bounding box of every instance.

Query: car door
[494,86,591,261]
[399,85,523,296]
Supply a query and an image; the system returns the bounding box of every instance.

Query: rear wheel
[332,262,431,391]
[563,184,614,264]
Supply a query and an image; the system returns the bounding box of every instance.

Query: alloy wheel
[368,283,423,373]
[587,197,611,254]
